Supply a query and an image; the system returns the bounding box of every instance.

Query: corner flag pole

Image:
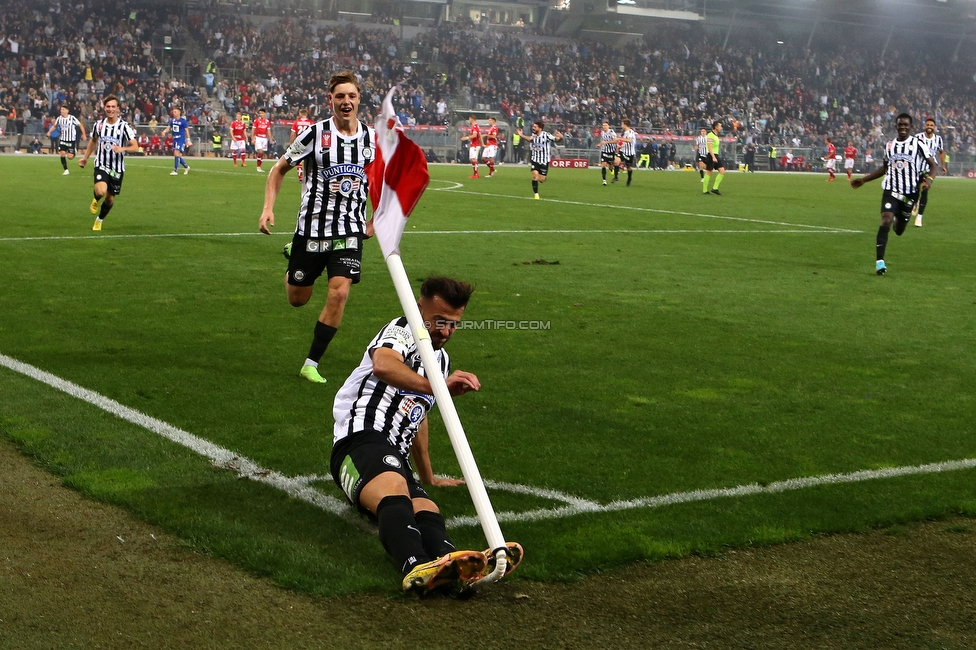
[369,85,508,584]
[384,253,508,582]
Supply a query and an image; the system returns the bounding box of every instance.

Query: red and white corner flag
[367,86,430,259]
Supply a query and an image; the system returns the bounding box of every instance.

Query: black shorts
[600,152,615,166]
[94,167,124,195]
[287,234,363,287]
[58,139,77,155]
[531,161,549,176]
[697,155,709,166]
[880,189,917,223]
[331,429,430,515]
[705,156,724,171]
[618,154,635,168]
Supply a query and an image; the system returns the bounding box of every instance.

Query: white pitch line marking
[4,352,975,531]
[0,228,857,244]
[432,187,859,233]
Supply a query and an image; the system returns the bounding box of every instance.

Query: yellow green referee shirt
[706,132,721,156]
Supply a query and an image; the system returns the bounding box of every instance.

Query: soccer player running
[460,115,481,178]
[330,277,519,594]
[615,119,637,186]
[230,112,248,167]
[47,105,87,175]
[289,107,315,182]
[161,107,191,175]
[78,95,139,231]
[914,117,948,227]
[598,121,617,186]
[259,72,376,384]
[695,127,709,182]
[844,141,857,182]
[824,137,837,182]
[851,113,938,275]
[517,121,563,199]
[702,120,726,195]
[251,108,272,173]
[481,116,499,178]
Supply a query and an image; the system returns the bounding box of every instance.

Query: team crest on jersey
[330,177,361,196]
[362,147,372,159]
[398,398,427,423]
[321,132,332,148]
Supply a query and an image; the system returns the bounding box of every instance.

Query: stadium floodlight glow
[368,86,513,590]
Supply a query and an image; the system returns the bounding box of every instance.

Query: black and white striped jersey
[56,114,82,141]
[284,117,376,239]
[696,135,708,157]
[92,118,135,173]
[332,316,450,456]
[882,136,932,195]
[601,129,617,155]
[916,131,944,173]
[619,129,637,157]
[530,131,557,165]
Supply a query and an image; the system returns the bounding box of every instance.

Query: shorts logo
[885,203,892,210]
[333,239,346,251]
[383,455,402,469]
[345,237,358,250]
[321,132,332,148]
[293,270,305,281]
[339,456,361,503]
[307,240,320,252]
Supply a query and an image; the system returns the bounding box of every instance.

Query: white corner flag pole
[384,252,508,584]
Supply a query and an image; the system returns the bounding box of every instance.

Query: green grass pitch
[2,155,975,596]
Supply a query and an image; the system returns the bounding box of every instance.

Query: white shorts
[468,145,480,161]
[231,139,247,152]
[826,158,836,170]
[844,158,855,169]
[254,136,269,152]
[482,145,497,160]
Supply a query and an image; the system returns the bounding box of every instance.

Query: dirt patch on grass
[3,436,975,649]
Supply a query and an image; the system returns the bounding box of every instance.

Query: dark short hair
[924,117,936,125]
[329,72,360,94]
[712,120,721,129]
[421,277,474,309]
[622,118,631,128]
[534,120,545,130]
[897,113,913,125]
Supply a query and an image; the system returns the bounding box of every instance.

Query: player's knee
[328,283,351,306]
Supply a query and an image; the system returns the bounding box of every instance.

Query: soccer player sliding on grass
[329,277,522,594]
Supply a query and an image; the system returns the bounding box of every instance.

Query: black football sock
[876,224,890,260]
[601,168,606,180]
[61,156,68,170]
[307,321,337,364]
[532,180,539,193]
[614,166,619,179]
[377,495,430,574]
[627,170,632,185]
[98,201,113,220]
[699,169,705,179]
[414,510,456,560]
[918,189,928,215]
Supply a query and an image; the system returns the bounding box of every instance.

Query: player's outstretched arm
[259,157,290,234]
[446,370,480,396]
[78,134,97,167]
[851,163,886,188]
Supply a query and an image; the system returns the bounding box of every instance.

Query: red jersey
[485,125,498,146]
[826,143,836,159]
[231,120,247,141]
[252,117,271,139]
[844,145,857,159]
[468,123,481,147]
[291,117,314,137]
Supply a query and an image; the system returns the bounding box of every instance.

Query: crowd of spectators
[3,0,976,163]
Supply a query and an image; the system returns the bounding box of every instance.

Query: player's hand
[259,210,275,234]
[428,476,465,488]
[78,157,87,168]
[922,177,932,191]
[942,166,948,176]
[112,145,124,153]
[446,370,480,396]
[365,219,375,239]
[850,178,863,189]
